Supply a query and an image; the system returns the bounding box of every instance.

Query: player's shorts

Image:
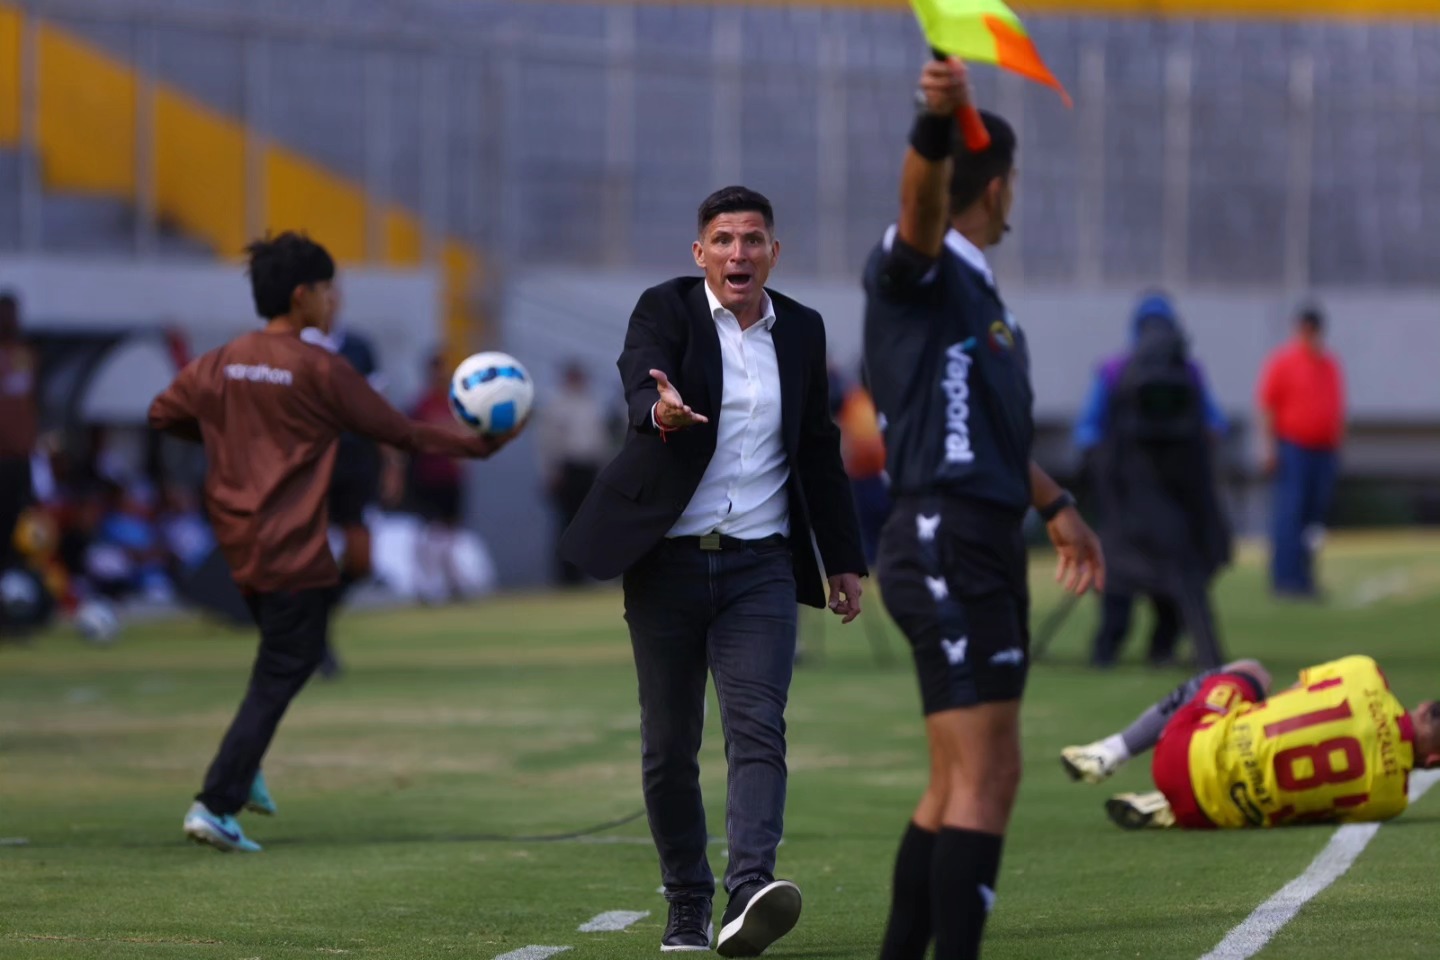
[877,495,1030,714]
[1152,671,1267,829]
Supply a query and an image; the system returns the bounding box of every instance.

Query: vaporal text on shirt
[944,339,976,465]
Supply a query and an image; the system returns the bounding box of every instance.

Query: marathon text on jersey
[225,363,294,386]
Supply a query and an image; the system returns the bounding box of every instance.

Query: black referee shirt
[861,226,1035,514]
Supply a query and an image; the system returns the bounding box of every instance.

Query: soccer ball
[450,352,534,436]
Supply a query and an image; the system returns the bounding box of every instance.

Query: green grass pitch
[3,532,1439,959]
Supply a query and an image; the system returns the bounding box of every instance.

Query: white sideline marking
[1343,570,1411,609]
[493,948,571,960]
[1198,769,1440,960]
[578,910,649,932]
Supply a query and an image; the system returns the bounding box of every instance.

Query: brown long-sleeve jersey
[150,329,484,592]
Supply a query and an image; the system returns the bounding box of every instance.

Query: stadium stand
[4,1,1436,288]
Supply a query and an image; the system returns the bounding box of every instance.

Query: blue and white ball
[450,352,534,436]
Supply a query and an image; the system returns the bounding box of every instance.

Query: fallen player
[1060,656,1440,829]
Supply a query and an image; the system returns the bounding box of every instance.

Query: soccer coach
[560,186,866,956]
[862,61,1105,960]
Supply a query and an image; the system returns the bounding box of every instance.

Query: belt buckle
[699,532,722,552]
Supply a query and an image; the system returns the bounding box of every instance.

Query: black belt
[669,533,788,552]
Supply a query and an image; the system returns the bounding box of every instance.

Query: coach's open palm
[1047,507,1106,596]
[650,369,710,431]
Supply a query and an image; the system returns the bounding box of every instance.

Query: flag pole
[930,49,991,152]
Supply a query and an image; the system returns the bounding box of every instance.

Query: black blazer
[559,277,866,608]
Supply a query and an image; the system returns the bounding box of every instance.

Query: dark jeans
[1271,441,1338,595]
[1092,590,1181,666]
[623,537,797,900]
[197,588,331,815]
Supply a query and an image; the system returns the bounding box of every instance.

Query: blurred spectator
[826,357,847,419]
[303,321,400,676]
[1257,305,1345,600]
[94,426,149,488]
[836,366,888,567]
[537,362,611,586]
[85,480,171,602]
[407,351,468,602]
[159,483,216,577]
[12,503,69,618]
[1075,293,1228,454]
[1076,292,1230,668]
[0,292,38,570]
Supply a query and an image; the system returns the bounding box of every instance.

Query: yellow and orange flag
[911,0,1072,107]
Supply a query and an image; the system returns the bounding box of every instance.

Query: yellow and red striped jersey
[1188,657,1415,828]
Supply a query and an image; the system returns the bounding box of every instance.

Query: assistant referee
[862,59,1105,960]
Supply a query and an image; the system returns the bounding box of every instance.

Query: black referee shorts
[877,495,1030,714]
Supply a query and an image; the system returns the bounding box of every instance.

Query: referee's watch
[1038,490,1077,523]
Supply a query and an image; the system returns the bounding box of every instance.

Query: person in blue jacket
[1074,292,1229,667]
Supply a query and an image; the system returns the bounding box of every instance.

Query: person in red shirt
[1256,306,1345,599]
[407,352,468,601]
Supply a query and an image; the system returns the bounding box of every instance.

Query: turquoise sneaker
[183,802,263,852]
[244,770,277,816]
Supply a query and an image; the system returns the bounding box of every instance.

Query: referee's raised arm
[897,57,973,257]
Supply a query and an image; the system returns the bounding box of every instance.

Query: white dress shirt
[666,283,790,539]
[941,229,996,289]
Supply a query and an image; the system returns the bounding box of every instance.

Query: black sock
[931,828,1004,960]
[879,821,936,960]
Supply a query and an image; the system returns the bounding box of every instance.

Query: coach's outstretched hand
[1046,507,1106,596]
[650,369,710,431]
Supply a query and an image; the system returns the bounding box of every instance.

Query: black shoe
[716,879,802,957]
[662,897,713,953]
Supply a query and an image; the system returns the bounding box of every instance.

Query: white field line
[1342,570,1411,609]
[1197,768,1440,960]
[578,910,649,932]
[493,947,571,960]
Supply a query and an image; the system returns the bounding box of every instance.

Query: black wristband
[1039,490,1076,523]
[909,111,955,162]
